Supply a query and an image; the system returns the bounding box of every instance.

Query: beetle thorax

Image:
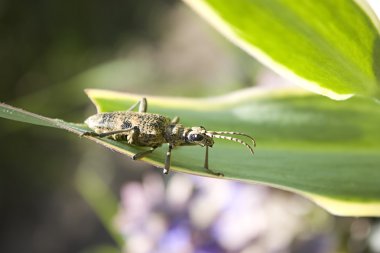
[164,124,189,146]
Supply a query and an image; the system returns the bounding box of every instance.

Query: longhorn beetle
[83,98,256,176]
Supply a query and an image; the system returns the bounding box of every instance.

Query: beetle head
[186,126,214,147]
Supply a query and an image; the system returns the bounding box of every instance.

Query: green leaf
[0,102,85,133]
[85,88,380,217]
[184,0,380,100]
[1,88,380,216]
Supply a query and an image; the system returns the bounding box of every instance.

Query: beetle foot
[213,172,224,177]
[205,168,224,177]
[80,131,99,137]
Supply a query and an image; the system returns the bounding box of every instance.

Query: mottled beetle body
[85,112,171,147]
[84,98,256,176]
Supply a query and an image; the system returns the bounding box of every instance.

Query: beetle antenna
[208,134,255,155]
[207,131,256,147]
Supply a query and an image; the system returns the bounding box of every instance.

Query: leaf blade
[1,88,380,216]
[86,88,380,216]
[184,0,380,99]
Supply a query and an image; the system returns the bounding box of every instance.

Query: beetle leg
[203,146,224,177]
[163,144,173,174]
[204,145,209,170]
[132,147,157,160]
[126,127,140,144]
[80,131,100,137]
[171,116,180,124]
[127,97,147,112]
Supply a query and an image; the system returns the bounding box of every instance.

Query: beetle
[83,98,256,176]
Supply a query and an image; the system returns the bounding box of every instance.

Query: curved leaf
[184,0,380,100]
[1,88,380,216]
[85,88,380,217]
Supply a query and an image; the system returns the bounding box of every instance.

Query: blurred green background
[0,0,252,252]
[1,0,379,252]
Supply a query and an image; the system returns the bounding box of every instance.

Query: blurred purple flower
[114,173,333,253]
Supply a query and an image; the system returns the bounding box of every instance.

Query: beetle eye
[190,134,204,141]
